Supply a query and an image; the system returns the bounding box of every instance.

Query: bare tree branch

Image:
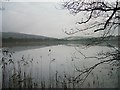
[63,0,120,35]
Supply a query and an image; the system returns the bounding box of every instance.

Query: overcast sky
[1,0,118,38]
[2,2,80,38]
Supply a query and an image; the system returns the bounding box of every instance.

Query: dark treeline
[2,35,119,47]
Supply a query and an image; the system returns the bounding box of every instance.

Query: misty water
[0,44,119,88]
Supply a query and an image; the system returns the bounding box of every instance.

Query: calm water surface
[0,44,119,88]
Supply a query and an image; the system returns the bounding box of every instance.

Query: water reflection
[0,44,119,88]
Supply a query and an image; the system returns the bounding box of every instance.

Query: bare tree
[62,0,120,87]
[63,0,120,35]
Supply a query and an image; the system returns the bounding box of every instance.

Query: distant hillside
[2,32,57,40]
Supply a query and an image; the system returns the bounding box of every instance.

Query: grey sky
[1,0,118,38]
[2,2,82,38]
